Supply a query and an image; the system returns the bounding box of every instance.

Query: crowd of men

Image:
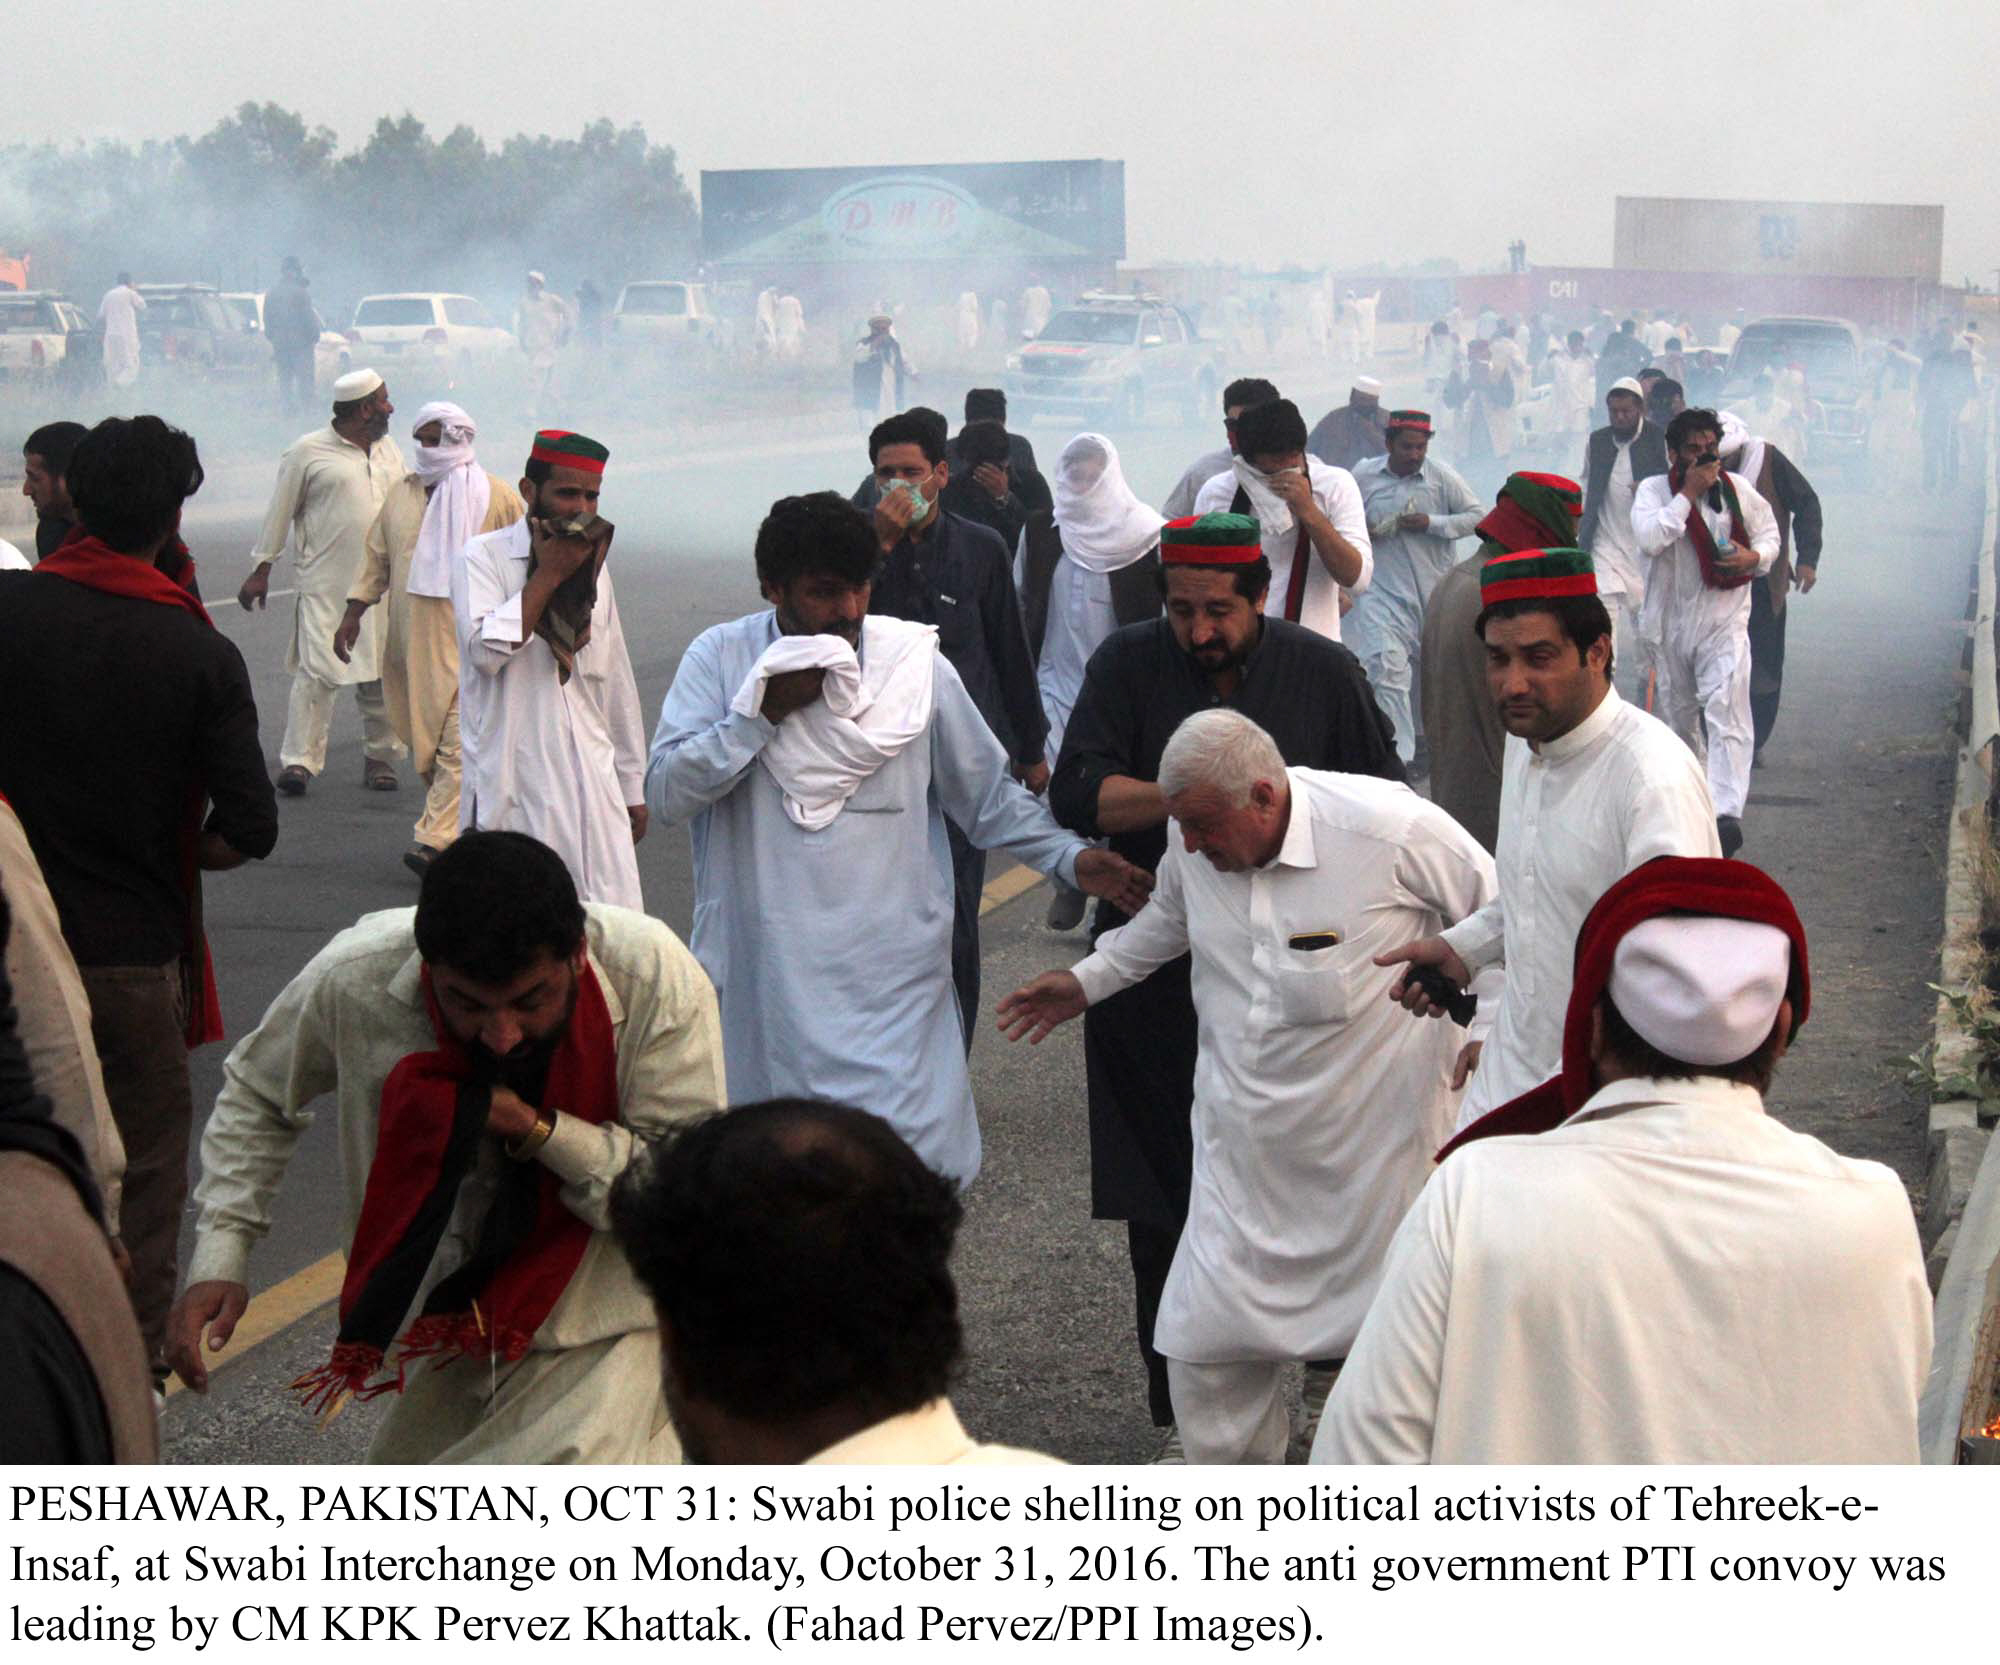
[0,304,1949,1466]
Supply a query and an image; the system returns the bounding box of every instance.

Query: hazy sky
[9,0,1996,282]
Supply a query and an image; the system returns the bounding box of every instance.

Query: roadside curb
[1918,390,2000,1461]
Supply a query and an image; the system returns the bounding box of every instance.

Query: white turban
[405,401,490,600]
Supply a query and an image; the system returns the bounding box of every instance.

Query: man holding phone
[1631,408,1781,857]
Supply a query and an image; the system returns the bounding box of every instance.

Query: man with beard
[1379,546,1717,1136]
[1048,512,1400,1458]
[613,1098,1063,1465]
[1305,377,1388,472]
[336,403,526,878]
[20,421,89,558]
[241,370,409,797]
[168,832,722,1460]
[647,493,1150,1186]
[452,430,649,909]
[1576,377,1668,704]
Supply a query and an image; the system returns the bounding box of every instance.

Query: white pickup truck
[0,290,89,384]
[347,292,518,386]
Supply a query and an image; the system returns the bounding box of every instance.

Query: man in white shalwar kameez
[241,369,409,795]
[169,832,726,1463]
[452,429,649,910]
[1631,406,1780,853]
[97,273,146,388]
[1191,398,1371,643]
[1000,712,1496,1464]
[646,492,1152,1185]
[1315,857,1930,1464]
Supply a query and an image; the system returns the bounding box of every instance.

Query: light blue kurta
[1343,454,1485,761]
[646,610,1083,1183]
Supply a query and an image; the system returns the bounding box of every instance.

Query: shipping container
[1613,197,1942,282]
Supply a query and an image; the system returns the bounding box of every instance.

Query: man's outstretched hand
[166,1279,251,1393]
[996,971,1088,1045]
[1072,848,1153,916]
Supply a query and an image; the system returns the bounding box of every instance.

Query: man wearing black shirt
[869,410,1049,1050]
[947,387,1052,516]
[939,418,1028,555]
[21,420,89,559]
[1049,511,1400,1455]
[0,416,277,1382]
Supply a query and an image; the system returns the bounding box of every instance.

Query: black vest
[1018,512,1160,662]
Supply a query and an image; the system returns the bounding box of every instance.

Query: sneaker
[1045,881,1088,932]
[1300,1361,1343,1445]
[402,844,438,880]
[1151,1424,1186,1465]
[1717,814,1743,858]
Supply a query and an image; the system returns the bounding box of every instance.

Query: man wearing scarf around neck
[1631,407,1781,857]
[1316,859,1929,1464]
[169,831,725,1462]
[337,404,526,880]
[0,415,278,1388]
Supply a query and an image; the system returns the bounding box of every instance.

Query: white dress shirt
[1439,690,1719,1129]
[1073,770,1497,1362]
[452,520,649,909]
[1312,1077,1933,1463]
[1192,455,1372,642]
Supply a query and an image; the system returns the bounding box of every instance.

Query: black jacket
[868,510,1050,767]
[1578,421,1670,553]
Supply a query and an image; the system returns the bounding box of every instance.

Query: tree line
[0,103,701,312]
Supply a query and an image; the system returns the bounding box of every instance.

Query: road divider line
[171,870,1049,1396]
[163,1250,345,1398]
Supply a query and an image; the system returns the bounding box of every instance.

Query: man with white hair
[240,370,409,797]
[1314,858,1930,1463]
[1002,709,1496,1464]
[336,403,527,877]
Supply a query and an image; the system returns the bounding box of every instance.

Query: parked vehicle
[1722,316,1870,478]
[1004,293,1220,425]
[0,290,90,386]
[347,292,516,387]
[608,280,722,349]
[134,283,273,379]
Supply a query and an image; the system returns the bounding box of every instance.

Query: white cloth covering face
[1192,454,1373,642]
[1229,455,1298,538]
[729,616,940,830]
[1053,433,1164,574]
[406,401,491,601]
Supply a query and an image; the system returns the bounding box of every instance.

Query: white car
[0,290,89,383]
[347,292,516,386]
[608,280,721,348]
[222,291,355,390]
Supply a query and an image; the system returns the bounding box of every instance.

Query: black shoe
[402,844,438,879]
[1717,815,1743,858]
[276,766,310,797]
[1045,881,1088,932]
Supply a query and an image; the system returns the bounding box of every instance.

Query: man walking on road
[1005,711,1493,1464]
[1576,377,1667,705]
[1305,378,1389,473]
[647,492,1149,1187]
[1632,407,1781,856]
[1345,410,1484,765]
[337,402,525,879]
[453,430,649,910]
[1162,378,1278,520]
[97,273,145,389]
[262,256,321,417]
[0,415,278,1385]
[169,831,726,1462]
[242,370,409,797]
[1047,512,1400,1456]
[1380,545,1717,1138]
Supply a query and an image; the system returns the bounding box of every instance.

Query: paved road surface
[156,378,1971,1463]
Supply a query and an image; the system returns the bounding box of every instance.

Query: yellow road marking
[164,1251,345,1398]
[979,864,1047,915]
[172,867,1052,1395]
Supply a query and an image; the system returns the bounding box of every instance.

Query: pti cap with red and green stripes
[1160,512,1263,564]
[1475,470,1584,557]
[1479,546,1598,608]
[1385,408,1433,435]
[529,429,610,476]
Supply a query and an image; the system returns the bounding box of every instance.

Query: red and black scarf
[1436,857,1811,1161]
[292,961,620,1414]
[34,532,224,1047]
[1666,466,1753,591]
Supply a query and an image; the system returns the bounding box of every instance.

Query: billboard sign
[702,160,1125,266]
